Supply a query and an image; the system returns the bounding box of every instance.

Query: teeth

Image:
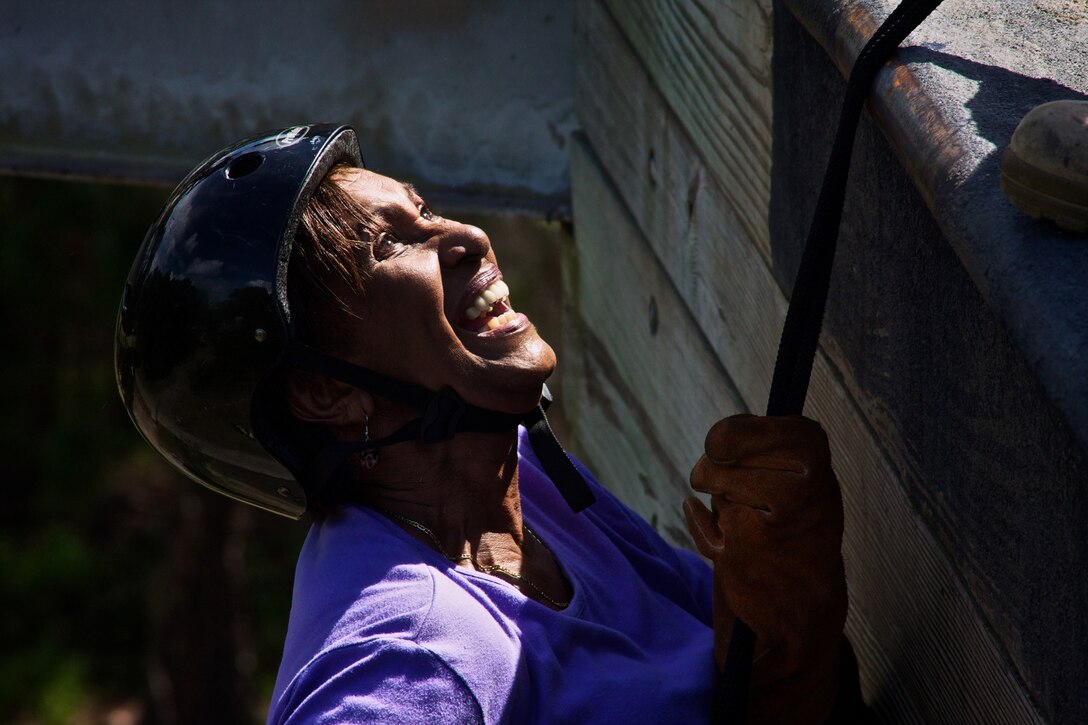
[464,278,513,320]
[485,311,517,330]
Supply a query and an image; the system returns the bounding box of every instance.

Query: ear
[286,370,374,427]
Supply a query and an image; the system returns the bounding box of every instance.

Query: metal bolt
[254,328,268,342]
[276,486,291,497]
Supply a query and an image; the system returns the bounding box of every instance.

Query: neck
[354,399,526,561]
[365,434,526,558]
[341,400,571,609]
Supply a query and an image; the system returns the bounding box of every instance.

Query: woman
[117,125,855,723]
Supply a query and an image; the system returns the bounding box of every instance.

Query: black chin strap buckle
[420,387,468,443]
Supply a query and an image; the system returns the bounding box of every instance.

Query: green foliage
[0,176,304,723]
[0,176,162,718]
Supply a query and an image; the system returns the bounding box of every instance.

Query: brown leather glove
[683,414,847,724]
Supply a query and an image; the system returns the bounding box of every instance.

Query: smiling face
[307,167,556,415]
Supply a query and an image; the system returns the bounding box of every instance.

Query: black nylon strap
[524,404,596,512]
[766,0,946,417]
[714,618,756,722]
[717,1,946,722]
[282,339,436,410]
[283,340,595,511]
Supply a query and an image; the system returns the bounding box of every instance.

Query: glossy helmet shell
[115,125,363,518]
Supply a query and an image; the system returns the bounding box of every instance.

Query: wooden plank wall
[566,1,1045,722]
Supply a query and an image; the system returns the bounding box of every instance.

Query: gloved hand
[683,414,847,724]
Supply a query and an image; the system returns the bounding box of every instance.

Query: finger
[691,450,807,488]
[690,455,808,510]
[704,414,828,468]
[682,496,724,558]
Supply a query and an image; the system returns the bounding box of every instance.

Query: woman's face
[331,167,556,414]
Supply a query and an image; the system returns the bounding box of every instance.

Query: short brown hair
[278,164,381,516]
[287,164,377,349]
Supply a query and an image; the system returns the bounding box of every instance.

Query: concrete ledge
[784,0,1088,451]
[0,0,576,217]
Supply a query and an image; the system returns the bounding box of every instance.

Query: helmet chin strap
[281,340,595,512]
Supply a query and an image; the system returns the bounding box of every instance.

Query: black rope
[716,1,946,722]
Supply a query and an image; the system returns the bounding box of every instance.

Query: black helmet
[116,124,593,519]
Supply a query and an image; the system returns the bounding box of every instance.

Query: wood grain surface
[571,2,1045,721]
[601,0,773,259]
[564,141,745,545]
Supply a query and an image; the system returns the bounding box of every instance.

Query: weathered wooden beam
[572,2,1045,721]
[563,138,746,544]
[575,1,782,411]
[778,0,1088,461]
[571,132,1043,723]
[601,0,773,260]
[771,8,1088,722]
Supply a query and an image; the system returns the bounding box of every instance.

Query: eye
[418,203,437,222]
[376,231,406,256]
[373,231,401,254]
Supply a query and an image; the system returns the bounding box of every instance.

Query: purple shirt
[269,428,716,724]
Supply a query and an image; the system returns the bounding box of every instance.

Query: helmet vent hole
[226,152,264,179]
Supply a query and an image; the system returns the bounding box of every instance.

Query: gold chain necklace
[376,507,570,609]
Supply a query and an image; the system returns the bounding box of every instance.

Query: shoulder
[274,509,524,724]
[287,507,441,645]
[269,637,484,725]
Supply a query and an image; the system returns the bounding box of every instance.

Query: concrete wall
[0,1,574,213]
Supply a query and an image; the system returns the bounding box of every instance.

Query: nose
[437,220,492,267]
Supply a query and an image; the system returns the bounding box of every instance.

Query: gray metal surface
[0,1,575,214]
